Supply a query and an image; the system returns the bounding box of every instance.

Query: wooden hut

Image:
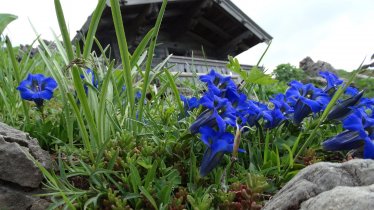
[74,0,272,75]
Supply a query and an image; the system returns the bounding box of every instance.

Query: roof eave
[105,0,196,7]
[214,0,272,44]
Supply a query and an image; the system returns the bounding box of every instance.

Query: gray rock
[299,56,336,76]
[0,184,50,210]
[0,122,51,188]
[263,159,374,210]
[300,184,374,210]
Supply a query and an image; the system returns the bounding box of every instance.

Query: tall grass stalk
[137,0,168,124]
[54,0,74,61]
[82,0,106,59]
[5,37,30,125]
[109,0,136,130]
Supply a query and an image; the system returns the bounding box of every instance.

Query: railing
[166,55,252,76]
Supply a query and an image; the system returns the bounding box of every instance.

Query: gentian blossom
[180,94,199,111]
[319,71,343,95]
[327,90,364,121]
[198,126,245,176]
[190,90,236,133]
[199,70,237,97]
[80,69,98,94]
[264,94,294,129]
[323,108,374,158]
[286,81,330,124]
[17,73,58,107]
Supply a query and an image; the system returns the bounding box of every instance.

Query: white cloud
[232,0,374,71]
[0,0,96,45]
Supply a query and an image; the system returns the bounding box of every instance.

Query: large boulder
[299,56,336,76]
[300,184,374,210]
[0,122,52,209]
[0,184,50,210]
[0,122,51,188]
[263,159,374,210]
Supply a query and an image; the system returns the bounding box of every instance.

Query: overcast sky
[1,0,373,71]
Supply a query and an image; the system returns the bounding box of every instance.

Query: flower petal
[322,130,364,151]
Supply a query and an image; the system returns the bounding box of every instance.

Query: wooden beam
[218,31,252,56]
[198,17,231,40]
[171,0,213,39]
[106,0,196,7]
[186,31,215,49]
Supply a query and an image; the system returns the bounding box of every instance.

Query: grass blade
[54,0,74,61]
[110,0,136,125]
[137,0,168,123]
[82,0,106,59]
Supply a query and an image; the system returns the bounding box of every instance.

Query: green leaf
[140,186,158,210]
[0,14,17,35]
[144,161,158,188]
[129,163,142,193]
[227,56,276,85]
[247,67,277,85]
[82,0,106,59]
[54,0,74,61]
[110,0,136,127]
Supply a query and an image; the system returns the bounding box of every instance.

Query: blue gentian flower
[248,101,272,127]
[322,130,363,151]
[264,93,294,128]
[190,91,236,133]
[17,73,58,107]
[200,70,236,96]
[327,90,364,121]
[270,93,293,114]
[358,97,374,111]
[319,71,343,95]
[286,81,330,124]
[265,108,287,129]
[198,126,245,176]
[345,86,359,96]
[342,109,374,138]
[180,94,199,111]
[323,108,374,158]
[80,69,98,94]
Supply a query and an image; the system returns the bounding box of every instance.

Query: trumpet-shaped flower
[319,71,343,95]
[322,130,363,151]
[270,93,293,114]
[286,81,330,124]
[199,126,245,176]
[323,108,374,159]
[190,91,236,133]
[265,108,287,129]
[180,94,199,111]
[200,70,236,96]
[327,90,364,121]
[17,73,58,107]
[80,69,98,94]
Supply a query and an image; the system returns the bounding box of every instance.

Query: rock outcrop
[0,122,52,210]
[299,56,336,76]
[263,159,374,210]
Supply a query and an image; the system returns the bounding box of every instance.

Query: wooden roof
[74,0,272,60]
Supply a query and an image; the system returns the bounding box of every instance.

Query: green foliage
[354,78,374,97]
[0,13,17,35]
[227,56,277,86]
[272,63,305,82]
[337,69,374,97]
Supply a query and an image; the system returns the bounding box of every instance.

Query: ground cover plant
[1,1,374,209]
